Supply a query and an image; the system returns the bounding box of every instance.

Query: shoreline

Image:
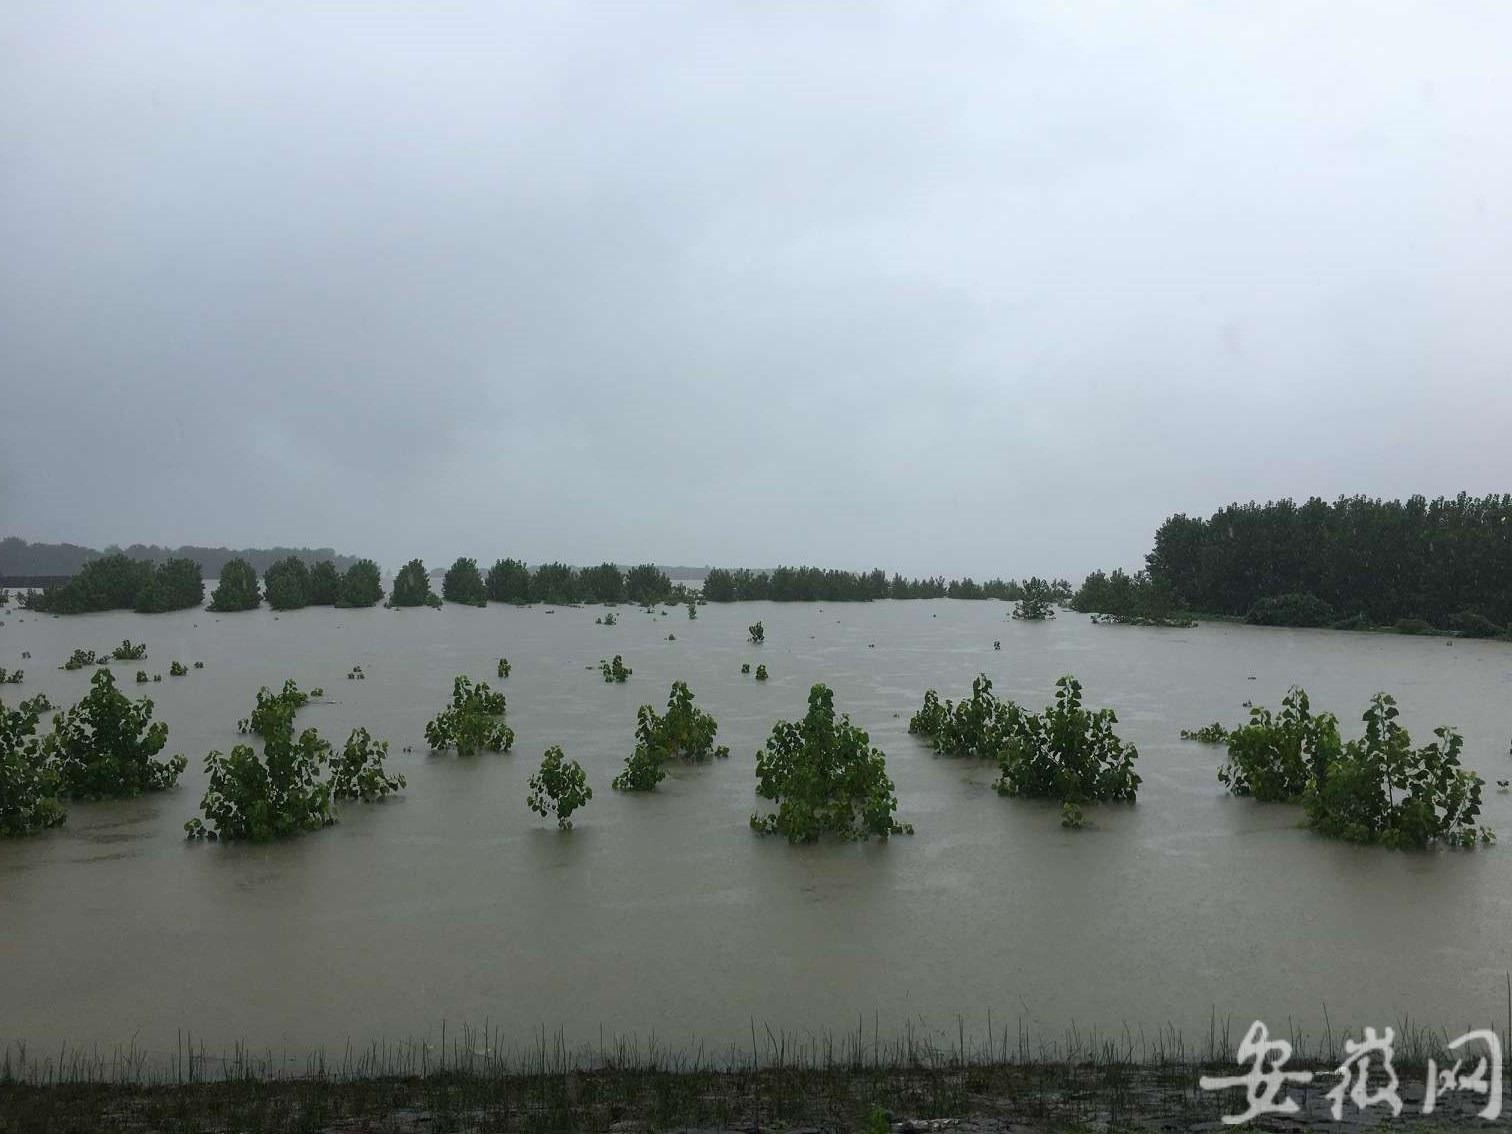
[2,1058,1501,1132]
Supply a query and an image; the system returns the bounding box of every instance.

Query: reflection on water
[3,600,1512,1064]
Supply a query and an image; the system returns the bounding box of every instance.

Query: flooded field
[3,599,1512,1069]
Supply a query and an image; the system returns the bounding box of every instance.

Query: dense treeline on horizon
[1076,494,1512,634]
[700,567,1068,603]
[0,537,360,578]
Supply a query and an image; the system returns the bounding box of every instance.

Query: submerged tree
[208,558,261,612]
[750,684,911,842]
[624,564,673,605]
[530,562,578,605]
[111,639,147,661]
[134,557,205,613]
[263,556,312,611]
[47,669,185,800]
[1181,722,1229,744]
[612,680,728,791]
[390,559,436,608]
[1070,568,1186,625]
[994,677,1140,813]
[599,655,632,683]
[31,553,153,614]
[486,558,531,604]
[909,675,1025,761]
[308,560,342,605]
[328,727,406,802]
[1304,694,1491,848]
[1217,687,1340,801]
[748,621,765,644]
[337,559,384,608]
[237,679,311,737]
[424,676,514,755]
[186,681,402,842]
[528,746,592,829]
[580,563,626,604]
[1011,577,1057,621]
[442,557,487,606]
[1,696,66,836]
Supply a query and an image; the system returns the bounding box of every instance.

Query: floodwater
[3,599,1512,1069]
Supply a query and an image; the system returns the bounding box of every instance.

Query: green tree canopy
[486,558,531,603]
[134,558,205,613]
[527,746,591,829]
[442,557,487,606]
[35,553,153,614]
[701,568,735,602]
[530,562,578,604]
[389,559,434,607]
[263,556,311,611]
[208,558,261,612]
[308,560,341,605]
[1,696,66,836]
[624,564,672,605]
[580,562,626,604]
[1145,494,1512,630]
[47,669,185,799]
[337,559,384,607]
[751,684,911,842]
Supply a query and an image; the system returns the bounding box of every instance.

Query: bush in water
[47,669,184,800]
[751,683,911,843]
[424,676,513,756]
[528,746,591,829]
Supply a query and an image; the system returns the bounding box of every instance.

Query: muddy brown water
[3,600,1511,1071]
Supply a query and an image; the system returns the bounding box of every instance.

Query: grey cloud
[3,2,1510,576]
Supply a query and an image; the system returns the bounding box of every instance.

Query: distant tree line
[700,567,1070,603]
[1070,569,1178,621]
[23,554,205,614]
[225,557,384,611]
[477,560,679,605]
[1,538,361,579]
[19,542,1080,615]
[27,553,383,614]
[1074,494,1512,635]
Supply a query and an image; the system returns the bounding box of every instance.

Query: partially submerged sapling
[750,683,911,842]
[0,695,65,837]
[424,676,513,755]
[186,686,402,842]
[48,669,186,800]
[612,680,729,791]
[169,661,188,677]
[599,655,632,683]
[748,621,765,645]
[527,746,592,829]
[755,664,769,681]
[1181,722,1229,744]
[111,639,147,661]
[496,658,511,679]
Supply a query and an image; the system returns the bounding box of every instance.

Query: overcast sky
[3,3,1509,577]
